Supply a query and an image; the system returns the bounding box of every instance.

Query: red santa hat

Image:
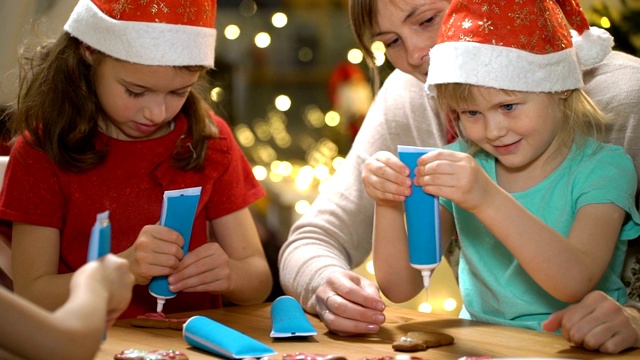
[64,0,217,67]
[426,0,613,94]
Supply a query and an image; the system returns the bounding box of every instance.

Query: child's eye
[125,89,144,98]
[172,90,190,98]
[461,110,479,117]
[501,104,517,111]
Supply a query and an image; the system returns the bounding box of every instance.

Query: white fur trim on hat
[425,42,584,96]
[572,26,614,69]
[64,0,216,67]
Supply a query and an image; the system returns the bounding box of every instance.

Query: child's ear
[80,43,95,64]
[559,90,573,99]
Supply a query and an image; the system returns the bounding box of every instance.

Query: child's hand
[99,254,134,327]
[362,151,412,205]
[167,242,231,294]
[70,254,133,328]
[121,225,185,285]
[415,150,495,212]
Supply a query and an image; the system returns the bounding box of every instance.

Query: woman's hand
[314,270,386,336]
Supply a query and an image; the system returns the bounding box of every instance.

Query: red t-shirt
[0,113,265,318]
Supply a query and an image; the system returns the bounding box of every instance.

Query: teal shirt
[441,137,640,331]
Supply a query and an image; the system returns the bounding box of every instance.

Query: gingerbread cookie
[392,331,454,352]
[130,312,189,331]
[114,349,188,360]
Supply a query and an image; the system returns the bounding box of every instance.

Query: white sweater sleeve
[278,69,447,313]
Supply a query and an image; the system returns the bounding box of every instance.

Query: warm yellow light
[269,171,283,183]
[600,16,611,29]
[373,51,386,67]
[418,302,433,313]
[275,95,291,111]
[332,156,345,171]
[295,165,315,191]
[210,87,225,102]
[324,111,341,127]
[347,48,364,64]
[365,259,375,275]
[255,32,271,48]
[271,12,288,28]
[234,124,255,147]
[314,164,330,181]
[443,298,458,312]
[224,24,241,40]
[371,41,386,54]
[294,200,311,215]
[252,165,267,181]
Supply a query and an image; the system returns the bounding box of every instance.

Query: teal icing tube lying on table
[183,316,277,359]
[397,145,442,289]
[149,187,202,312]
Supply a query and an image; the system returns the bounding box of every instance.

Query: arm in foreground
[542,291,640,354]
[0,254,133,360]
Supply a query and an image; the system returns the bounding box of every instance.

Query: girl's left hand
[415,149,495,212]
[166,242,230,293]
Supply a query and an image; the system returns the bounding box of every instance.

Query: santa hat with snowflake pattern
[64,0,217,67]
[426,0,613,94]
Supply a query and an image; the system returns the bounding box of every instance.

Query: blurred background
[1,0,639,316]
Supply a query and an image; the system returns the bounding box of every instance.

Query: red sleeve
[205,115,265,220]
[0,137,65,230]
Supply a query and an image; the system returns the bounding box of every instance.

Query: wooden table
[96,303,639,360]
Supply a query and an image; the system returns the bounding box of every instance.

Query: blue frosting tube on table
[183,316,277,359]
[149,187,202,312]
[87,210,111,262]
[270,295,317,337]
[397,145,442,289]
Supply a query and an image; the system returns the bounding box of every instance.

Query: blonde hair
[434,83,608,155]
[6,32,217,172]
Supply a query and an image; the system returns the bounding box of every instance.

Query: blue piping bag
[397,145,442,290]
[149,187,202,312]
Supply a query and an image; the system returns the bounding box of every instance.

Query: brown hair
[349,0,382,90]
[434,83,608,155]
[6,32,217,172]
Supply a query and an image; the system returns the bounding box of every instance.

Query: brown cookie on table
[114,349,148,360]
[130,313,188,331]
[392,331,455,352]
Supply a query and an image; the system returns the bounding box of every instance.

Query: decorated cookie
[391,331,455,352]
[283,353,347,360]
[114,349,148,360]
[113,349,188,360]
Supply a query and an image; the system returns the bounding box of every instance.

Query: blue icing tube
[87,210,111,262]
[270,295,317,337]
[397,145,442,289]
[183,316,277,359]
[149,187,202,312]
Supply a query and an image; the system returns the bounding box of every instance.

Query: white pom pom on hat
[64,0,217,68]
[426,0,614,95]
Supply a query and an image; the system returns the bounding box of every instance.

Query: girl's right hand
[362,151,412,206]
[120,225,185,285]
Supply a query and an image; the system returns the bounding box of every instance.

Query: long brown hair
[349,0,381,90]
[7,32,217,172]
